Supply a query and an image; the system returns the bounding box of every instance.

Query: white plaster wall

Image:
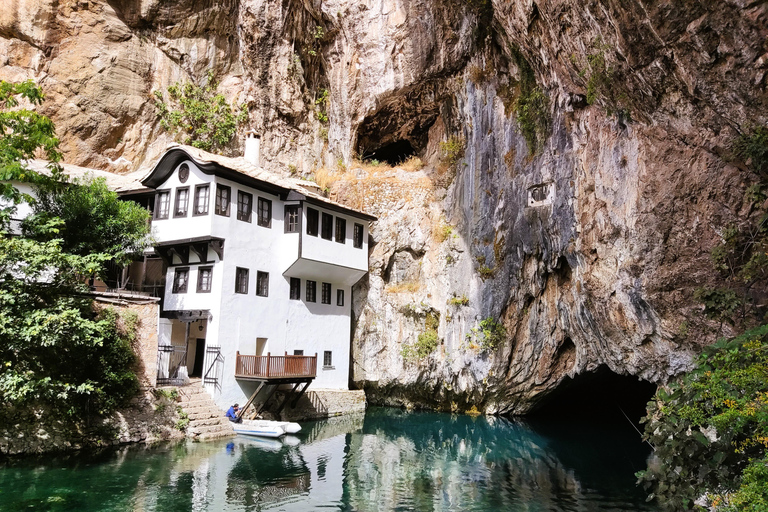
[151,162,213,242]
[300,205,369,272]
[150,160,363,409]
[0,181,36,233]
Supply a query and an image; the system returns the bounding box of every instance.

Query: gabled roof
[141,144,376,221]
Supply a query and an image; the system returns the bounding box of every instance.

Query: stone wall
[265,389,367,422]
[94,295,160,388]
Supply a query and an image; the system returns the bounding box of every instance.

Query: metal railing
[156,344,189,386]
[203,345,223,389]
[235,352,317,379]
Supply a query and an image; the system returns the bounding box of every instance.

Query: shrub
[448,295,469,307]
[508,48,551,155]
[734,125,768,178]
[153,70,248,153]
[638,324,768,510]
[439,137,465,167]
[402,311,440,361]
[465,317,506,351]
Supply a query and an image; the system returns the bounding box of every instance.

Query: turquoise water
[0,407,658,511]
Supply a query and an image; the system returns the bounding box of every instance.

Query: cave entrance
[528,366,657,428]
[365,140,416,166]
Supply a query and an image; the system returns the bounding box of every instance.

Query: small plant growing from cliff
[507,48,551,155]
[578,40,632,122]
[439,137,465,167]
[477,264,495,280]
[466,317,506,351]
[734,125,768,179]
[402,310,440,361]
[153,70,248,153]
[448,295,469,307]
[315,88,330,123]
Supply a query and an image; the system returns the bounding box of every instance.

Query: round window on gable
[179,163,190,183]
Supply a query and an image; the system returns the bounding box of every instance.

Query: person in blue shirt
[226,403,241,423]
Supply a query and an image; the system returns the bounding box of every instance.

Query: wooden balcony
[235,352,317,382]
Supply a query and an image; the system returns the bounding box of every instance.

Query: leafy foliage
[439,137,465,167]
[402,311,440,361]
[315,88,329,123]
[638,325,768,510]
[153,71,248,153]
[25,176,150,266]
[508,49,550,155]
[0,80,139,423]
[0,80,60,209]
[0,236,139,417]
[465,317,506,351]
[735,125,768,179]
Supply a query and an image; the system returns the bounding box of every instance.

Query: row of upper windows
[305,207,364,248]
[155,184,274,227]
[154,184,364,246]
[171,266,345,306]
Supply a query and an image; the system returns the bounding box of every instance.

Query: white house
[123,137,375,410]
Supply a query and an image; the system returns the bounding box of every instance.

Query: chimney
[244,130,261,167]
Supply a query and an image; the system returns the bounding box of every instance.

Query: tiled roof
[26,159,147,193]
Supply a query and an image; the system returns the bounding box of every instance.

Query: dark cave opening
[365,140,416,166]
[528,366,657,428]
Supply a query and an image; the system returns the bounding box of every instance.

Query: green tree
[0,80,60,212]
[153,70,248,153]
[638,325,768,510]
[0,80,140,423]
[26,175,151,266]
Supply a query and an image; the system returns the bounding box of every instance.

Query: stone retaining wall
[264,389,367,422]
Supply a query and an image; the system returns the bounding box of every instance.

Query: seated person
[226,403,242,423]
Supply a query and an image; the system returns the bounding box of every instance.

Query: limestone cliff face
[2,0,766,413]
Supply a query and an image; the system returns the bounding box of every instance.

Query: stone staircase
[176,380,235,440]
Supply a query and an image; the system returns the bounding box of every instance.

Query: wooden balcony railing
[235,352,317,380]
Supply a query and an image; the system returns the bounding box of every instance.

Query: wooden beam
[253,384,280,418]
[237,381,266,421]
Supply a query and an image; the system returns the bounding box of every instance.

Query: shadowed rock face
[2,0,766,413]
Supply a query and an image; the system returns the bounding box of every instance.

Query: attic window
[528,183,554,207]
[178,163,190,183]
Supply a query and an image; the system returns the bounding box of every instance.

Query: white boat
[233,420,302,439]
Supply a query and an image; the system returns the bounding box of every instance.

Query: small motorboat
[233,420,302,439]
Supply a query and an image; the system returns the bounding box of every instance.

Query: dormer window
[174,187,189,217]
[155,190,170,220]
[193,184,210,216]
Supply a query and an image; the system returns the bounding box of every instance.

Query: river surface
[0,407,658,511]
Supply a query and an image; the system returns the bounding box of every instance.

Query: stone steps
[172,381,234,440]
